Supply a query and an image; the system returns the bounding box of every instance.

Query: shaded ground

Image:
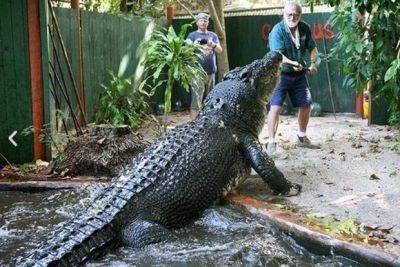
[164,112,400,247]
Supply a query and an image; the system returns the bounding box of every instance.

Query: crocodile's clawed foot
[279,182,302,197]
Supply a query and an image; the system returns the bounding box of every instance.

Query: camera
[199,38,208,45]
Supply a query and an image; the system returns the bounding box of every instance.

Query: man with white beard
[265,2,320,156]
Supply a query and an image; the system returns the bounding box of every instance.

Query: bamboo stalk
[175,0,196,19]
[48,25,83,134]
[47,0,87,126]
[49,61,83,135]
[48,72,70,139]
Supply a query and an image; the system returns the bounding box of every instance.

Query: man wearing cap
[265,2,320,156]
[187,12,222,119]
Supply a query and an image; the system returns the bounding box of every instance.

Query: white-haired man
[266,2,320,155]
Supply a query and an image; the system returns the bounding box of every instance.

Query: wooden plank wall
[52,8,149,122]
[51,9,80,125]
[0,0,34,164]
[82,12,149,120]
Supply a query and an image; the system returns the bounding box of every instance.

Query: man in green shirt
[266,2,320,156]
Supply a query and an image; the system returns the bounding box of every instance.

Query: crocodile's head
[252,51,282,102]
[202,51,282,134]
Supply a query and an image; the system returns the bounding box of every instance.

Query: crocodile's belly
[131,117,250,228]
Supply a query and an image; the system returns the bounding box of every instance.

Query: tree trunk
[207,0,229,81]
[163,74,174,132]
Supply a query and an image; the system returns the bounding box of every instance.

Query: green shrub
[95,71,150,130]
[139,24,206,131]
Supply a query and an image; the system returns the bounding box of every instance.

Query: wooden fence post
[27,0,46,160]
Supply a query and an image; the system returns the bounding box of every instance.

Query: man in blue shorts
[187,12,222,119]
[266,2,320,155]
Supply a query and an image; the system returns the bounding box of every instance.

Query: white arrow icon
[9,131,17,147]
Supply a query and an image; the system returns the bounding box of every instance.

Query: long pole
[71,0,86,125]
[322,25,336,119]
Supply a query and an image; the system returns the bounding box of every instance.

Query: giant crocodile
[17,51,301,266]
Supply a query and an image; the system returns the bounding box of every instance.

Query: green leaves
[305,0,400,124]
[140,24,206,130]
[95,71,150,130]
[384,59,400,82]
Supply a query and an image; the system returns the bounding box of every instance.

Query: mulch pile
[49,124,149,177]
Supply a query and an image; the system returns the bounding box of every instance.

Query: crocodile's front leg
[241,135,301,196]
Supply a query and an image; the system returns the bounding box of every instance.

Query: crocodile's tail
[16,185,136,267]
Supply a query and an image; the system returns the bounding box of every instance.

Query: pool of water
[0,188,361,266]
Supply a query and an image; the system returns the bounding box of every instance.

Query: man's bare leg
[266,105,283,155]
[298,106,311,133]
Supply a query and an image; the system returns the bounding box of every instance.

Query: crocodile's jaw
[256,51,282,101]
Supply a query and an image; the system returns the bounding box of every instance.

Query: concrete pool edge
[0,178,110,191]
[227,193,400,267]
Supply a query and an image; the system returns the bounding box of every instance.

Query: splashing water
[0,188,361,266]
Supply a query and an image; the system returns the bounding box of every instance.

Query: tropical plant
[124,1,229,80]
[140,24,206,131]
[306,0,400,124]
[95,71,151,131]
[21,123,70,156]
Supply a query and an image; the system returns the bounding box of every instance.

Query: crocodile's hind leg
[120,218,175,248]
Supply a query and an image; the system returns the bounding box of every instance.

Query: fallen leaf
[383,135,393,140]
[35,159,49,168]
[363,223,379,230]
[351,142,363,148]
[369,174,380,180]
[369,144,380,153]
[97,138,106,145]
[60,168,70,177]
[367,238,380,245]
[378,226,394,234]
[338,152,346,161]
[329,148,335,154]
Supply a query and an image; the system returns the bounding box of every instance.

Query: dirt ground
[260,113,400,244]
[161,111,400,245]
